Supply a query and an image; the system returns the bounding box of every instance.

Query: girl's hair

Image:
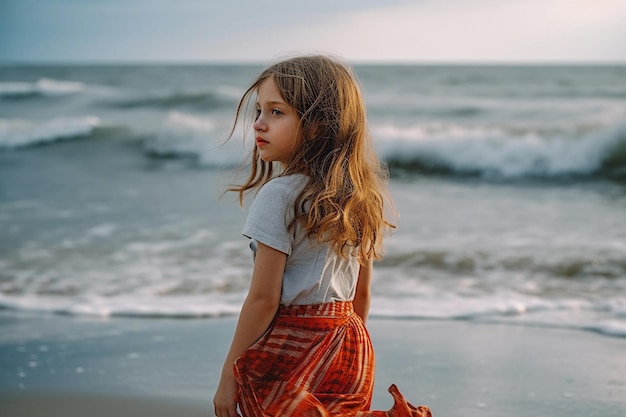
[228,55,395,263]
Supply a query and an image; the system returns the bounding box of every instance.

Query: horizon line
[2,58,626,67]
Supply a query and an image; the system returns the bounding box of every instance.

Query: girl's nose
[253,115,267,131]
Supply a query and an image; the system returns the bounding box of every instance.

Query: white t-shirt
[242,174,359,305]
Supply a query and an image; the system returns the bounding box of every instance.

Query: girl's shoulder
[249,174,308,219]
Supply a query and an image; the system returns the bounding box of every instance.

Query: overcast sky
[1,0,625,63]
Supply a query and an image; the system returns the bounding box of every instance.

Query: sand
[1,312,625,417]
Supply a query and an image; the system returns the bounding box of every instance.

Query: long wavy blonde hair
[228,55,395,263]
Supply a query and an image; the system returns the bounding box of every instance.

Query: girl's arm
[213,242,286,417]
[353,258,373,323]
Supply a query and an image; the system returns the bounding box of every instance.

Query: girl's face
[254,77,299,166]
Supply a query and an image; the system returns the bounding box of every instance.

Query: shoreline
[1,312,625,416]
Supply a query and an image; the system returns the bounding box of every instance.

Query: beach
[1,312,625,417]
[1,63,625,416]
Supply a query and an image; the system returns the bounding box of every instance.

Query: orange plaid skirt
[233,302,431,417]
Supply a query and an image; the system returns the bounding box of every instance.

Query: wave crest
[0,116,102,149]
[376,121,626,180]
[377,249,626,279]
[142,111,245,167]
[0,78,85,99]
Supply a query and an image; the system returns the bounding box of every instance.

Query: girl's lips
[256,137,269,146]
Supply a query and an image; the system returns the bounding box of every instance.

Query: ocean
[1,63,625,338]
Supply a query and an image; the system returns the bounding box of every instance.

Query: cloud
[219,0,626,62]
[1,0,624,62]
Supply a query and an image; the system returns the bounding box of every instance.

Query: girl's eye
[271,109,283,116]
[255,108,261,118]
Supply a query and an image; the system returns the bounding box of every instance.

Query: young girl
[213,55,431,417]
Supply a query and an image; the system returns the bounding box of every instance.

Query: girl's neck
[282,162,309,177]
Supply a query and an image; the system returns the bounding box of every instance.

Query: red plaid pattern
[233,302,431,417]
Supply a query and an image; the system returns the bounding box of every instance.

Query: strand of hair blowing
[228,55,395,263]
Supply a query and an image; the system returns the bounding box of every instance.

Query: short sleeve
[242,179,293,256]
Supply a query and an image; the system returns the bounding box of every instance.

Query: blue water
[1,64,625,337]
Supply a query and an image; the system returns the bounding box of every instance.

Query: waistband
[277,301,354,318]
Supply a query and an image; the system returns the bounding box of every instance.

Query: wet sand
[1,312,625,417]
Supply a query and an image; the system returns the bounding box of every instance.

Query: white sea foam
[143,116,626,177]
[590,320,626,337]
[0,116,101,148]
[167,110,215,131]
[0,78,85,98]
[143,111,246,167]
[36,78,86,95]
[1,291,624,337]
[216,85,246,100]
[86,223,118,238]
[373,121,626,178]
[0,293,245,319]
[142,111,216,158]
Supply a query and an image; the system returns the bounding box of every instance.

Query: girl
[213,55,431,417]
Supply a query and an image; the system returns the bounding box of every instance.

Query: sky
[1,0,625,63]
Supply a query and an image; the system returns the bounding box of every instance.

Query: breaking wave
[0,116,102,149]
[0,78,86,99]
[376,121,626,180]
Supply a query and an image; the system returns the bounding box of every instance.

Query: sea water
[1,64,625,338]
